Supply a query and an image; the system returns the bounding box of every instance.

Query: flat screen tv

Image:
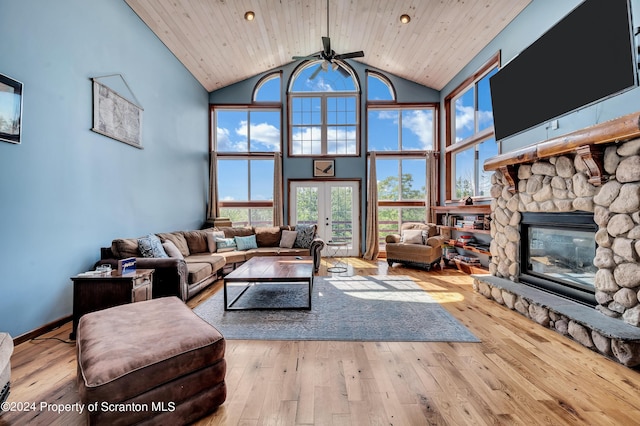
[490,0,637,141]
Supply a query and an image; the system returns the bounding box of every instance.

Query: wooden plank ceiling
[125,0,531,92]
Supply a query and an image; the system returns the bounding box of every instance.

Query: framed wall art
[313,159,335,177]
[91,75,143,148]
[0,73,23,144]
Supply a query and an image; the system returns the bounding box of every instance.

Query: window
[445,52,500,201]
[212,103,281,226]
[289,61,359,156]
[367,76,436,247]
[367,72,395,101]
[254,73,281,102]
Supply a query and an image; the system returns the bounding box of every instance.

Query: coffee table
[223,256,314,311]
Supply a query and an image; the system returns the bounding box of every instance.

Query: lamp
[400,14,411,24]
[244,11,255,21]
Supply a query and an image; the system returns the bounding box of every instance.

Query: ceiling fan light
[321,60,329,71]
[244,11,255,21]
[331,62,339,71]
[400,14,411,24]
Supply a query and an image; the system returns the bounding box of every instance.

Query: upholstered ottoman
[76,297,226,425]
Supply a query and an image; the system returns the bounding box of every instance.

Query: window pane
[292,97,321,125]
[292,126,322,155]
[454,88,474,143]
[247,111,280,152]
[401,109,434,150]
[400,159,426,200]
[216,110,248,152]
[327,126,357,155]
[250,208,273,227]
[376,159,399,201]
[368,74,394,101]
[401,207,426,223]
[327,96,356,124]
[218,159,248,200]
[378,208,400,245]
[477,68,497,133]
[254,75,281,102]
[291,62,357,92]
[250,159,274,200]
[454,148,475,199]
[220,208,249,227]
[477,138,498,197]
[368,110,399,151]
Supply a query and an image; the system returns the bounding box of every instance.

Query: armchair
[385,223,448,271]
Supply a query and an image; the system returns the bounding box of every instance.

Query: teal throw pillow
[215,237,237,253]
[138,234,168,258]
[235,234,258,251]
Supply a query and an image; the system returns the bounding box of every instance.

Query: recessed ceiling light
[244,11,255,21]
[400,14,411,24]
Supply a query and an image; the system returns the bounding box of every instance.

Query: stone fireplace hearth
[474,111,640,367]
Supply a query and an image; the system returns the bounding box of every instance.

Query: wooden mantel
[484,111,640,192]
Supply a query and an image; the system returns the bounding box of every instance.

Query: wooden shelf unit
[432,205,492,273]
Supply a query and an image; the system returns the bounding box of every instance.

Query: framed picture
[0,73,23,144]
[91,79,143,148]
[314,159,335,177]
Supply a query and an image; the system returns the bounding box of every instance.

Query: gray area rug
[194,275,480,342]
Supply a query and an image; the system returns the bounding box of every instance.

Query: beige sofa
[385,223,448,271]
[98,226,324,301]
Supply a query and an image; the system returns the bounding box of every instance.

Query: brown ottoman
[77,297,226,425]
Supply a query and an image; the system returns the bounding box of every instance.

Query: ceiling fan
[292,0,364,79]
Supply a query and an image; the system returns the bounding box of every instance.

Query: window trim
[444,52,500,202]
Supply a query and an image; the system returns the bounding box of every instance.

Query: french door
[290,181,359,256]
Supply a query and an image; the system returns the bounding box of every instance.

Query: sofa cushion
[254,226,282,247]
[401,222,438,238]
[162,240,184,259]
[186,262,213,284]
[216,250,247,264]
[220,227,254,239]
[206,231,225,253]
[111,238,140,259]
[294,224,316,249]
[185,253,225,272]
[183,229,211,254]
[235,235,258,251]
[279,230,297,248]
[138,234,169,258]
[157,232,191,257]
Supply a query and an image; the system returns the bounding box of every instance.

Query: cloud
[401,110,434,149]
[235,120,280,151]
[216,126,247,151]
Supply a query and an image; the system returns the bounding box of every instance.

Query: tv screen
[490,0,637,141]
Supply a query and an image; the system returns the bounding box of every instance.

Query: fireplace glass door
[521,212,597,306]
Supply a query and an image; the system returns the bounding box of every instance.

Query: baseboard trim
[13,316,72,345]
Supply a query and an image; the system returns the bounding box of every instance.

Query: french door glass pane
[295,187,318,226]
[330,186,353,244]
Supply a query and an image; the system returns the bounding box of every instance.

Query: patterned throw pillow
[215,237,237,253]
[294,224,316,249]
[235,235,258,251]
[138,234,169,258]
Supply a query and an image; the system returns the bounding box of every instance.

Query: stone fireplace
[473,111,640,367]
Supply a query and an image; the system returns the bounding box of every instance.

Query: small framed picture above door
[313,160,334,177]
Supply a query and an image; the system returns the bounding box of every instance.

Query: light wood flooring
[3,259,640,425]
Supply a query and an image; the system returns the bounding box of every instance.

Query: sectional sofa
[97,225,324,301]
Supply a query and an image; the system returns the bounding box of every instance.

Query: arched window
[253,73,281,102]
[367,72,395,101]
[288,60,359,156]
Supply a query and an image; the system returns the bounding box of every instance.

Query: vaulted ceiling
[125,0,531,92]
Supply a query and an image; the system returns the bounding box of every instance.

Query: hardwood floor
[3,259,640,425]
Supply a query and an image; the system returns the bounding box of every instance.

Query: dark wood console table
[70,269,154,339]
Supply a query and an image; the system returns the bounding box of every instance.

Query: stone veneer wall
[489,137,640,327]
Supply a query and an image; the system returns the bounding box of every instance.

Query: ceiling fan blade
[334,51,365,60]
[322,37,331,56]
[336,65,350,78]
[292,55,320,60]
[309,64,323,80]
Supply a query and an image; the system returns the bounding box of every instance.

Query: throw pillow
[215,237,237,253]
[206,230,225,253]
[138,234,169,258]
[401,229,424,245]
[162,240,184,259]
[235,234,258,251]
[279,230,298,248]
[294,224,316,249]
